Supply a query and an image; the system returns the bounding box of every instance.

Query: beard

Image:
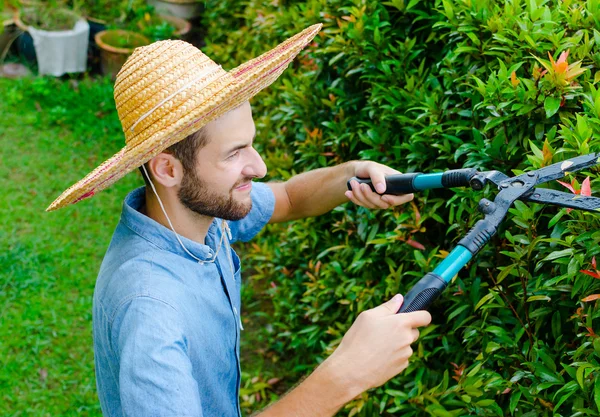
[178,168,253,221]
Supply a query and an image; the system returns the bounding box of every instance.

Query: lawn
[0,76,138,415]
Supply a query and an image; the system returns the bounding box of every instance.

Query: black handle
[398,273,447,313]
[347,169,479,195]
[442,168,479,188]
[347,173,422,195]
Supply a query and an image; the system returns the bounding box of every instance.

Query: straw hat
[47,23,322,211]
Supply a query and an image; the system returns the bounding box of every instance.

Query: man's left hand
[345,161,414,209]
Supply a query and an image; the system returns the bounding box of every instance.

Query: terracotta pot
[146,0,202,20]
[161,14,191,38]
[95,30,150,80]
[137,14,192,41]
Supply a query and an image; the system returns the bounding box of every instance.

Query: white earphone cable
[141,164,227,264]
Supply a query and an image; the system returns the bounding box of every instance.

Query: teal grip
[413,173,443,190]
[432,246,473,283]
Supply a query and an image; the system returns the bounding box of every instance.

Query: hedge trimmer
[348,153,600,313]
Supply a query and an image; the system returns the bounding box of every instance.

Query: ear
[147,153,183,188]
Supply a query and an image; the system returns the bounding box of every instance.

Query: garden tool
[348,153,600,313]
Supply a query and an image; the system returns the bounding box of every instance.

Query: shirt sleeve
[228,181,275,243]
[113,296,203,417]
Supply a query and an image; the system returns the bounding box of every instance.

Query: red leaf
[557,180,576,193]
[406,239,425,250]
[581,176,592,196]
[582,294,600,302]
[411,201,421,224]
[579,269,600,279]
[592,256,596,269]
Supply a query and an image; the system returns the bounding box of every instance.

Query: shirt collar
[120,187,223,262]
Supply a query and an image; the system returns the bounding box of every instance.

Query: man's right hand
[254,295,432,417]
[327,294,432,395]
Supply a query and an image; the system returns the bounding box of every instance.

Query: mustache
[232,178,254,189]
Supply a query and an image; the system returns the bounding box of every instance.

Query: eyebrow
[224,132,256,155]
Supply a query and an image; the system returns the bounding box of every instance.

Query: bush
[201,0,600,415]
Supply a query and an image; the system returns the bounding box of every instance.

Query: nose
[242,147,267,179]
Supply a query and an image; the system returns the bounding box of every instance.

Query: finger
[360,183,390,209]
[351,181,377,209]
[397,346,414,360]
[397,310,432,328]
[368,169,387,194]
[381,193,414,206]
[345,190,373,209]
[411,329,420,343]
[397,360,409,374]
[369,294,404,317]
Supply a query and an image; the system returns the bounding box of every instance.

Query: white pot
[147,0,202,20]
[16,10,89,76]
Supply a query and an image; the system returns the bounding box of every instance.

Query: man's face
[178,102,267,220]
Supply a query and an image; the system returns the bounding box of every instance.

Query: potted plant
[146,0,202,20]
[94,29,149,80]
[70,0,128,74]
[0,7,21,63]
[15,4,89,76]
[134,7,191,41]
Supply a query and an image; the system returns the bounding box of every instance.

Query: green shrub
[201,0,600,415]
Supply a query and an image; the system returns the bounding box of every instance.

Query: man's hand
[326,294,432,394]
[345,161,414,209]
[254,295,431,417]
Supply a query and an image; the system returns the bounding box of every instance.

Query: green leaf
[467,362,482,377]
[541,248,574,262]
[530,140,544,159]
[527,295,551,302]
[595,375,600,411]
[544,96,561,118]
[548,209,566,227]
[509,390,522,413]
[496,264,515,284]
[531,362,563,384]
[576,365,587,389]
[553,381,579,410]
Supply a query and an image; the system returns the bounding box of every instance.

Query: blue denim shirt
[93,183,275,417]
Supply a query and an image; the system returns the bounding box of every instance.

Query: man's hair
[139,127,209,185]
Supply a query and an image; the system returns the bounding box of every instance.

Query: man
[48,24,431,416]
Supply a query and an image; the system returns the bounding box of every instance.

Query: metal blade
[522,188,600,212]
[520,153,600,186]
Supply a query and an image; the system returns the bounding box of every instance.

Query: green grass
[0,76,285,415]
[0,76,143,415]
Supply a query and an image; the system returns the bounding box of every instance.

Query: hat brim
[46,24,322,211]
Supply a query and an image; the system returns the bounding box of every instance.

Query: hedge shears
[348,153,600,313]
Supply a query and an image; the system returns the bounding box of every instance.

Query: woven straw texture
[47,23,322,211]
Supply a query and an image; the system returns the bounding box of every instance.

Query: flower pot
[15,8,89,76]
[1,11,22,63]
[86,17,107,74]
[95,30,150,80]
[161,14,192,38]
[137,14,192,41]
[146,0,202,20]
